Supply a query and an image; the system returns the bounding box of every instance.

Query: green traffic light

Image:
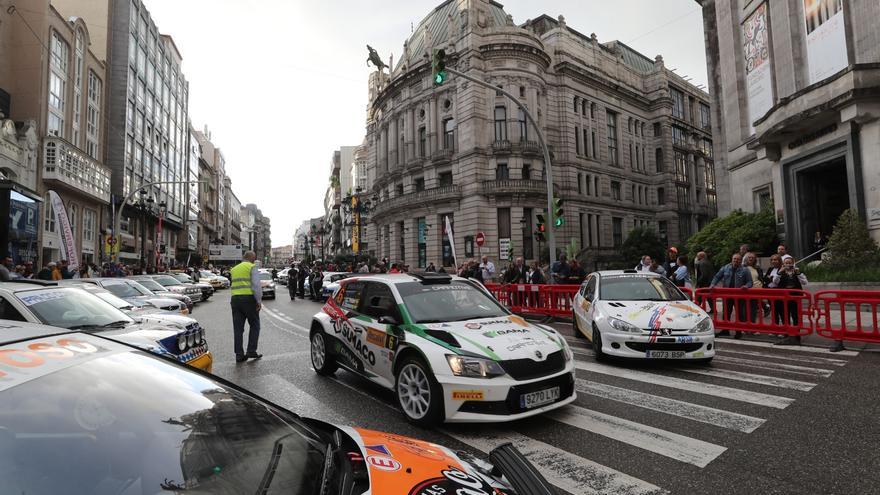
[434,71,447,84]
[555,217,564,227]
[432,49,447,86]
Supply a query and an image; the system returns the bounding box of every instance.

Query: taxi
[0,322,553,495]
[572,270,715,362]
[311,273,575,425]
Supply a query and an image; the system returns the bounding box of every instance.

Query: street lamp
[156,200,167,269]
[134,190,155,271]
[311,222,328,262]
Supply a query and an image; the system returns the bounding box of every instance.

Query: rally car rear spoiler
[489,443,555,495]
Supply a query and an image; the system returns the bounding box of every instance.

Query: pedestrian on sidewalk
[672,255,692,289]
[772,255,809,346]
[694,251,715,312]
[709,253,752,339]
[230,251,263,363]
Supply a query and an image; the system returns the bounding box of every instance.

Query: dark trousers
[297,278,305,298]
[724,298,747,323]
[231,295,260,357]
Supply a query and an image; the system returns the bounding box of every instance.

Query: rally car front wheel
[310,327,338,376]
[395,356,444,426]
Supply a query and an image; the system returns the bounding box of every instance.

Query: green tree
[621,227,665,267]
[685,209,777,268]
[823,209,880,269]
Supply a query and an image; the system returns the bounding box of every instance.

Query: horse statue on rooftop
[366,45,388,72]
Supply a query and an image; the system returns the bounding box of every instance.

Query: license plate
[647,351,686,359]
[519,386,561,409]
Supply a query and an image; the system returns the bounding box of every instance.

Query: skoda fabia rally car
[0,321,555,495]
[310,273,576,425]
[572,270,715,362]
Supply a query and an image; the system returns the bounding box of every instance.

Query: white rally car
[572,270,715,362]
[310,273,576,425]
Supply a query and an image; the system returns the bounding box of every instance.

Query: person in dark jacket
[296,264,308,298]
[504,257,528,284]
[772,255,809,346]
[288,263,298,300]
[710,253,752,338]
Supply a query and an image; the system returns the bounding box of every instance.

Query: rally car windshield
[18,288,134,328]
[101,281,147,298]
[600,275,688,302]
[396,281,508,323]
[152,275,183,287]
[130,278,165,292]
[0,344,327,494]
[258,272,273,280]
[172,273,193,283]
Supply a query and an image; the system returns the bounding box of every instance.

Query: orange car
[0,321,554,494]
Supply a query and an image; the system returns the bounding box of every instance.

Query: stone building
[364,0,714,270]
[696,0,880,255]
[1,2,111,267]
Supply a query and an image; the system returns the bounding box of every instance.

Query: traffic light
[553,198,565,227]
[432,49,447,85]
[535,214,546,242]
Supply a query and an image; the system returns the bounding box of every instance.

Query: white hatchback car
[572,270,715,363]
[310,273,576,425]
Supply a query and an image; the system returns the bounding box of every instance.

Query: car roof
[0,320,72,345]
[593,270,662,277]
[340,273,466,284]
[0,280,59,292]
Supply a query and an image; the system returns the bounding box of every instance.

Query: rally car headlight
[691,317,714,334]
[199,328,205,343]
[608,317,641,333]
[562,341,573,362]
[446,355,505,378]
[186,331,196,347]
[177,334,187,351]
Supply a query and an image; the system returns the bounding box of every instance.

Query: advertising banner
[208,244,243,261]
[742,3,774,134]
[48,190,78,271]
[352,196,360,254]
[7,190,39,264]
[444,215,457,268]
[804,0,848,84]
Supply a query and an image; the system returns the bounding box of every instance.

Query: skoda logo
[534,350,543,359]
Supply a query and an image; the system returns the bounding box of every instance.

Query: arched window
[44,194,56,233]
[68,203,77,236]
[573,96,579,113]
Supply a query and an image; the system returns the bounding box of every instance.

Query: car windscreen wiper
[67,320,130,330]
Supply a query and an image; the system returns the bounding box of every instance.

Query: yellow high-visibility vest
[230,261,255,296]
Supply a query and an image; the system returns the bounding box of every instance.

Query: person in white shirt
[479,255,495,282]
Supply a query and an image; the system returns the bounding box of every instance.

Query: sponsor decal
[676,336,696,343]
[19,290,69,306]
[425,323,450,329]
[534,350,543,359]
[375,433,449,461]
[648,306,667,330]
[693,351,705,358]
[478,319,513,326]
[669,303,701,315]
[366,327,386,347]
[366,454,401,472]
[464,323,482,330]
[333,339,364,372]
[482,328,529,338]
[331,319,376,367]
[451,390,484,401]
[506,339,548,352]
[366,444,392,456]
[580,299,591,311]
[408,468,504,495]
[508,315,527,326]
[0,337,120,392]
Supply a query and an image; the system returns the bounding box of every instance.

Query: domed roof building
[360,0,713,272]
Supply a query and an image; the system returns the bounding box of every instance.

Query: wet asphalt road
[193,288,880,495]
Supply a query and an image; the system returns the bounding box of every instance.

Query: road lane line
[574,361,794,409]
[446,430,667,495]
[673,366,817,391]
[546,405,727,468]
[712,355,834,377]
[717,348,848,367]
[328,377,666,494]
[263,309,310,336]
[252,374,348,424]
[716,338,859,356]
[576,379,765,433]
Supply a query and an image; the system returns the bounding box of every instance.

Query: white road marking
[712,355,835,377]
[576,379,765,433]
[547,405,727,468]
[252,374,348,424]
[716,338,859,356]
[574,361,794,409]
[718,348,848,367]
[673,366,817,392]
[262,309,310,336]
[447,429,667,495]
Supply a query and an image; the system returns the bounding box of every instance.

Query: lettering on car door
[357,282,401,386]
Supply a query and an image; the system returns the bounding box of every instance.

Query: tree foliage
[621,227,665,267]
[823,209,880,269]
[685,209,777,268]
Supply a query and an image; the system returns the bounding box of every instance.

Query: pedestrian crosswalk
[217,319,860,495]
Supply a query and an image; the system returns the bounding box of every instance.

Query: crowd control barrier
[813,290,880,343]
[483,282,880,345]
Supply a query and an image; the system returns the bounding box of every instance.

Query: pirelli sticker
[451,390,485,401]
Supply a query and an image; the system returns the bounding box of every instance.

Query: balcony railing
[481,179,547,196]
[491,140,512,153]
[43,136,111,203]
[372,185,462,216]
[431,148,454,164]
[520,140,542,156]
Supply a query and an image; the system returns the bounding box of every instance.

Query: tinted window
[585,277,597,300]
[152,275,182,286]
[396,281,508,323]
[338,281,363,312]
[0,296,27,321]
[359,282,398,320]
[131,278,165,292]
[599,275,686,301]
[0,337,326,494]
[100,280,143,298]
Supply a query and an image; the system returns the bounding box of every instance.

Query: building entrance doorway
[796,157,849,256]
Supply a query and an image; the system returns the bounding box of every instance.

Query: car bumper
[262,288,276,298]
[598,330,716,360]
[436,365,576,423]
[188,292,204,303]
[185,351,213,373]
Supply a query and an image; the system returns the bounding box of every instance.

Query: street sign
[499,238,510,259]
[475,232,485,247]
[106,235,117,246]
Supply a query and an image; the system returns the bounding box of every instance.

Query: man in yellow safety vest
[230,251,263,362]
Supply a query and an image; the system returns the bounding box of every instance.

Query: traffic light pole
[445,67,558,268]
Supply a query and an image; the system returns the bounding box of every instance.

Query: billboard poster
[7,190,39,264]
[209,244,243,261]
[804,0,848,84]
[48,190,79,271]
[742,2,774,134]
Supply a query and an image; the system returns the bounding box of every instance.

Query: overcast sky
[145,0,707,247]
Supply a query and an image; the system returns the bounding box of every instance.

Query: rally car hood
[124,295,180,309]
[597,300,706,330]
[101,322,182,349]
[327,423,512,495]
[133,312,199,329]
[417,315,564,361]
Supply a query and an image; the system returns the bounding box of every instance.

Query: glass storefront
[2,187,40,264]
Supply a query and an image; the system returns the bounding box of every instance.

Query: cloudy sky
[145,0,708,247]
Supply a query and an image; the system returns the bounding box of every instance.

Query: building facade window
[606,111,618,165]
[699,103,711,130]
[443,118,455,150]
[495,163,509,180]
[674,151,689,182]
[677,184,691,211]
[611,181,622,200]
[416,127,425,159]
[671,88,685,119]
[672,126,688,147]
[414,177,425,192]
[656,148,664,173]
[658,187,666,205]
[48,31,69,138]
[612,217,623,248]
[438,171,453,187]
[591,130,597,159]
[68,204,77,237]
[575,126,581,155]
[86,71,102,159]
[497,207,511,241]
[518,109,527,141]
[44,195,56,233]
[494,106,507,142]
[522,163,531,180]
[679,214,692,241]
[83,208,95,244]
[73,31,84,146]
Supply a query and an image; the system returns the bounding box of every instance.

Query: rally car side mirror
[378,315,398,326]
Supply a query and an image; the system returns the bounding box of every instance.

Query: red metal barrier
[694,288,813,337]
[484,283,579,317]
[813,291,880,343]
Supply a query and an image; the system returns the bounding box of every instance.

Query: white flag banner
[444,215,457,269]
[48,190,79,271]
